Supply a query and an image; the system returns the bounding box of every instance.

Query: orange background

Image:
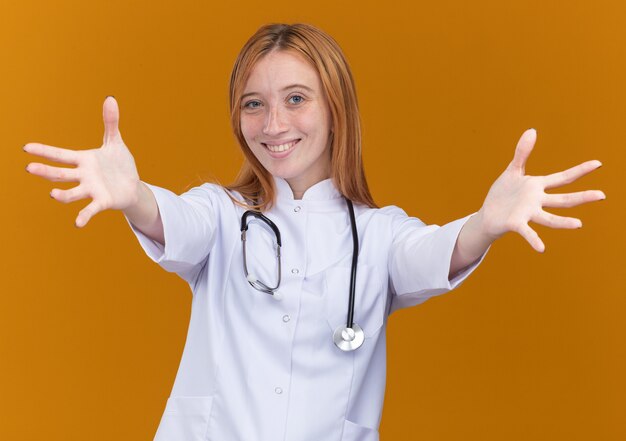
[2,0,624,439]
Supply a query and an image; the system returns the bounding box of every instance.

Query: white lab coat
[129,177,485,441]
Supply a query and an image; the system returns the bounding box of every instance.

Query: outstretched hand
[25,97,141,227]
[477,128,605,252]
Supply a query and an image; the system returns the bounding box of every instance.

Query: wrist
[122,181,155,221]
[474,208,504,245]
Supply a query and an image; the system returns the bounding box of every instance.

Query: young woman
[24,23,604,441]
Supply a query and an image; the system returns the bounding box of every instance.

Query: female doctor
[24,23,604,441]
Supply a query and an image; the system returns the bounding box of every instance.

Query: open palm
[25,97,140,227]
[478,129,604,252]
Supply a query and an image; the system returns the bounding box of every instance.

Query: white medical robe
[129,177,485,441]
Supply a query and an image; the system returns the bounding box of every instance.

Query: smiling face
[240,50,333,198]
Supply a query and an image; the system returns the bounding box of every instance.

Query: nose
[262,105,287,136]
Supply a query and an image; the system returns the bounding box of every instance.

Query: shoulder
[355,204,437,246]
[179,183,244,206]
[356,204,425,226]
[167,183,247,227]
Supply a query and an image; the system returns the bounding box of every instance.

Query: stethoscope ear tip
[272,291,283,301]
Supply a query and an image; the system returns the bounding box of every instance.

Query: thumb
[508,128,537,174]
[102,96,122,145]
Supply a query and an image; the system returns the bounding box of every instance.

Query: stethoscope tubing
[241,210,282,294]
[241,210,282,246]
[240,197,363,351]
[345,199,358,329]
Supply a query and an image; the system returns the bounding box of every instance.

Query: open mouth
[262,139,300,153]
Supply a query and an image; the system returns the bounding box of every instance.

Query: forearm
[123,182,165,245]
[449,210,496,278]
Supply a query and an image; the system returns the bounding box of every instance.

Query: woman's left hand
[476,128,605,253]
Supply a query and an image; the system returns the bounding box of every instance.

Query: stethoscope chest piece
[333,324,364,351]
[242,197,365,351]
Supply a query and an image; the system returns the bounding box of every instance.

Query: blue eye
[288,95,304,104]
[244,100,262,109]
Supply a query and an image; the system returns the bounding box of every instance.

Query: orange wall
[2,0,624,439]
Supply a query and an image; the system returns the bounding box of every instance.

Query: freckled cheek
[296,106,330,135]
[240,116,262,143]
[290,114,317,136]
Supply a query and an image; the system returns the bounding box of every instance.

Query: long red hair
[227,23,376,211]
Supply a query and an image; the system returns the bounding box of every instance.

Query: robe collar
[273,176,343,201]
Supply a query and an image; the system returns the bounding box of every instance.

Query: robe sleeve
[386,207,488,313]
[126,182,224,284]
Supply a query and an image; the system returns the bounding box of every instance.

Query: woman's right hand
[25,96,146,228]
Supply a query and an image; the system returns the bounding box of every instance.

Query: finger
[543,190,606,208]
[508,128,537,174]
[517,223,545,253]
[26,162,80,182]
[75,200,101,228]
[23,143,79,165]
[103,96,122,145]
[543,160,602,189]
[534,210,582,229]
[50,185,89,203]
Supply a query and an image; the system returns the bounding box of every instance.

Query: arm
[449,128,605,277]
[24,97,165,245]
[122,181,164,245]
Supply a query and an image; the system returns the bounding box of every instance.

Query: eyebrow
[241,84,315,100]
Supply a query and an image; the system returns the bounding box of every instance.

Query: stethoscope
[240,198,364,351]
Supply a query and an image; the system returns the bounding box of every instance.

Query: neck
[287,180,313,200]
[286,175,329,200]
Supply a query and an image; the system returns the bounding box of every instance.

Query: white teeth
[266,141,297,152]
